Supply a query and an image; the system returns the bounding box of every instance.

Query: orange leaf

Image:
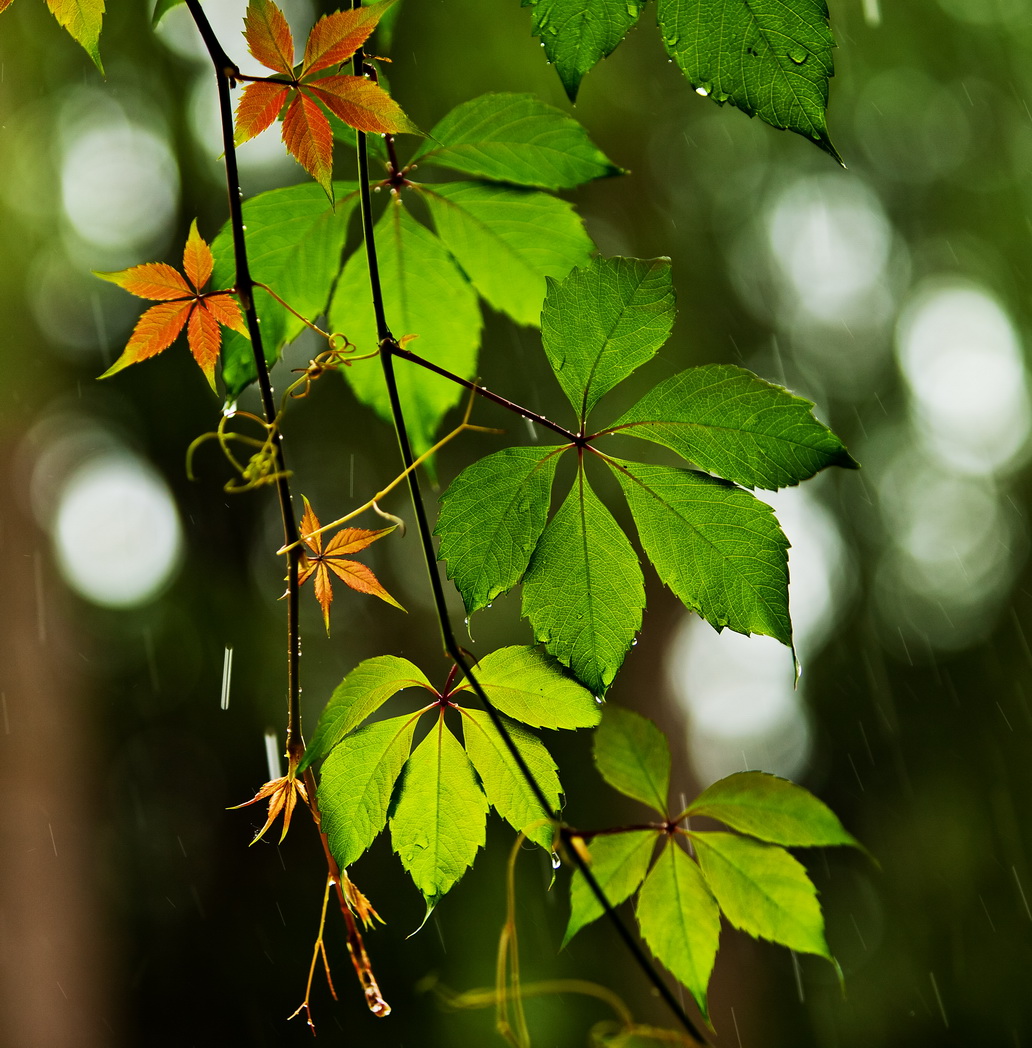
[301,0,393,76]
[235,81,290,145]
[324,525,397,557]
[283,91,334,196]
[203,292,250,338]
[327,558,405,610]
[0,1,15,14]
[188,305,223,391]
[243,0,294,75]
[100,300,193,379]
[308,76,420,136]
[95,262,192,300]
[182,219,214,291]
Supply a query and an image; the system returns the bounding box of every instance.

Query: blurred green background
[2,1,1031,1045]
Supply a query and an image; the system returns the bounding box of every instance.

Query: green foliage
[592,704,670,813]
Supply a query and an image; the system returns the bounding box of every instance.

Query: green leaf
[609,364,857,491]
[413,93,624,190]
[685,771,862,849]
[542,256,675,424]
[563,829,656,947]
[593,705,670,814]
[152,0,183,26]
[331,200,482,455]
[522,471,644,695]
[460,708,561,850]
[656,0,840,161]
[436,446,562,616]
[691,830,833,961]
[455,645,602,730]
[48,0,105,73]
[610,459,791,646]
[299,655,432,772]
[421,182,594,326]
[390,717,489,911]
[524,0,647,102]
[319,712,420,867]
[636,841,721,1021]
[214,182,359,400]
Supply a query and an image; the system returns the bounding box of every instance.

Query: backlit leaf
[542,256,675,424]
[656,0,839,160]
[332,200,481,455]
[421,182,594,326]
[436,445,562,616]
[691,830,833,961]
[47,0,105,72]
[299,654,432,771]
[414,93,624,190]
[610,364,857,490]
[610,459,791,646]
[524,0,646,102]
[454,646,601,730]
[522,471,644,695]
[685,771,862,849]
[636,841,721,1021]
[390,716,489,911]
[283,92,335,196]
[308,76,421,137]
[243,0,294,74]
[593,705,669,814]
[563,829,656,947]
[460,708,560,850]
[319,711,421,866]
[303,0,396,74]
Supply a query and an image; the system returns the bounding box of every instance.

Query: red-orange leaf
[97,220,247,392]
[243,0,294,75]
[235,81,290,146]
[297,496,404,634]
[283,91,334,196]
[308,76,420,136]
[301,0,393,75]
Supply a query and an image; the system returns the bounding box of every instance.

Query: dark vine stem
[351,22,705,1047]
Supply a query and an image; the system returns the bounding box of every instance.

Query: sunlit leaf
[413,92,624,190]
[390,716,489,911]
[593,705,669,814]
[460,708,561,850]
[610,364,857,490]
[691,830,834,961]
[656,0,839,160]
[524,0,646,101]
[303,0,397,73]
[542,256,675,424]
[436,446,562,616]
[685,771,862,849]
[522,470,644,695]
[308,75,421,137]
[454,646,602,730]
[421,182,594,326]
[636,840,721,1021]
[610,459,791,646]
[332,200,481,455]
[563,829,656,947]
[243,0,295,73]
[46,0,105,72]
[319,711,421,867]
[299,654,432,771]
[283,92,335,196]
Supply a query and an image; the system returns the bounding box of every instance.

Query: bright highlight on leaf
[297,495,404,633]
[235,0,419,197]
[96,220,248,391]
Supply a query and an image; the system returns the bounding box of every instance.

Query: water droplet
[788,47,808,64]
[631,638,638,646]
[695,84,710,97]
[550,852,562,870]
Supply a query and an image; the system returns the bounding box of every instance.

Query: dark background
[2,1,1030,1045]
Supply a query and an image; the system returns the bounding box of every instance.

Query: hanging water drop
[550,851,562,870]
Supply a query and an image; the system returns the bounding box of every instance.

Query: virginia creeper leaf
[45,0,105,72]
[97,220,248,391]
[299,655,432,772]
[691,830,833,961]
[656,0,840,161]
[610,459,791,646]
[435,445,561,616]
[213,182,359,400]
[522,471,644,695]
[524,0,646,102]
[332,201,482,456]
[460,708,561,851]
[297,496,404,634]
[563,829,656,947]
[610,364,857,490]
[151,0,183,26]
[421,182,594,326]
[319,711,420,867]
[685,771,862,849]
[636,841,721,1021]
[454,646,602,730]
[390,717,489,911]
[542,256,675,424]
[413,93,624,190]
[593,705,670,814]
